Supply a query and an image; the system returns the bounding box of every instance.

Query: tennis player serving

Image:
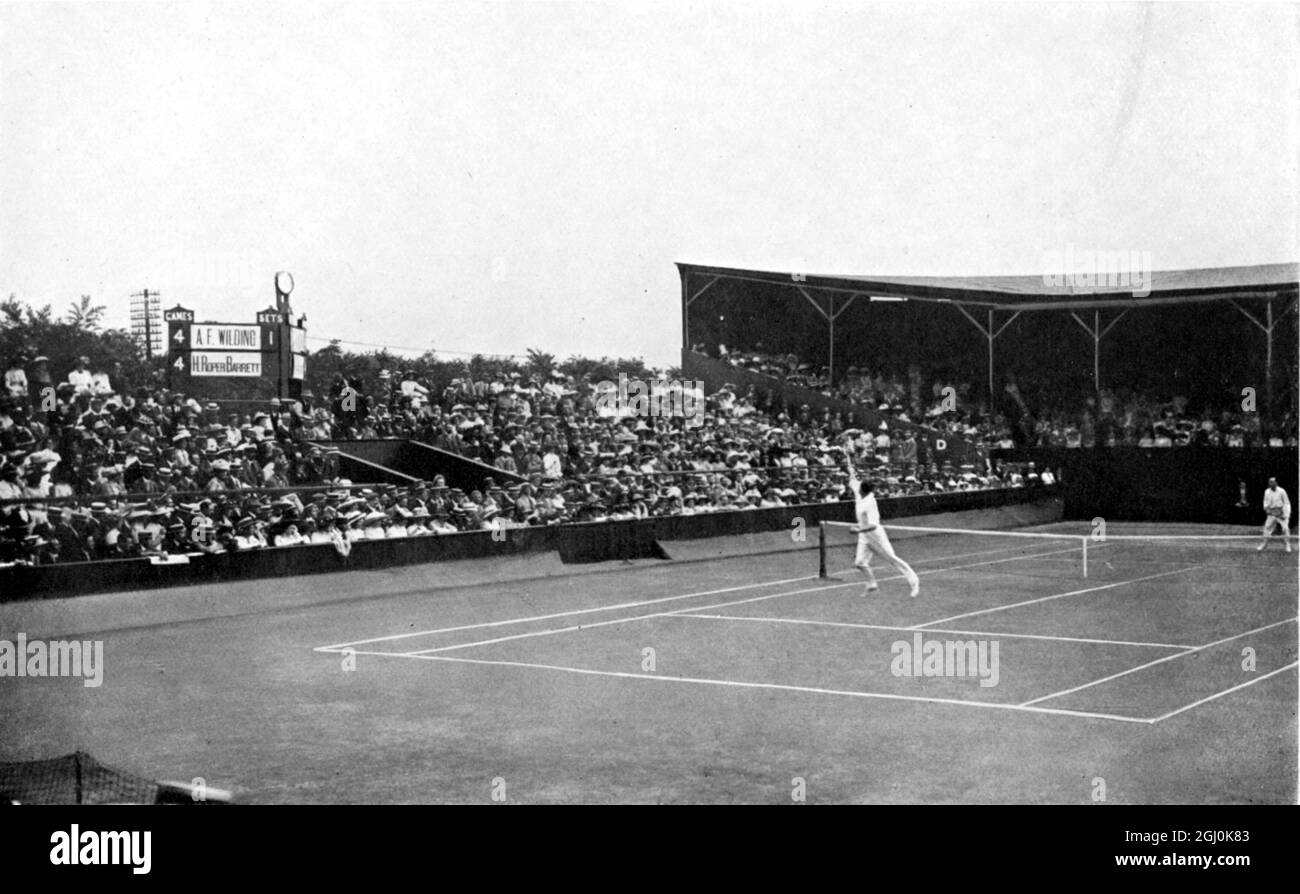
[844,447,921,597]
[1258,477,1292,553]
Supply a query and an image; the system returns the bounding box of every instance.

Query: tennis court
[2,519,1295,803]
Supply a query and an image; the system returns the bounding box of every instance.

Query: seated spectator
[5,356,29,401]
[67,356,94,396]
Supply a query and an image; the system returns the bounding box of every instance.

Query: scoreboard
[165,275,308,402]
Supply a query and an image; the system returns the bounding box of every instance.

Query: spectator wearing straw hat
[95,464,128,497]
[28,355,52,404]
[206,459,237,492]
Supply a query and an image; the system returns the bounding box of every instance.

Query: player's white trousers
[856,529,919,585]
[1262,515,1290,537]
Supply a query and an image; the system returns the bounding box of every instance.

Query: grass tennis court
[2,520,1295,803]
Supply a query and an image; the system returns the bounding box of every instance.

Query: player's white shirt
[1263,486,1291,517]
[849,473,881,530]
[855,491,881,529]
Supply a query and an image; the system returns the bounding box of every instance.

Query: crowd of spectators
[1,350,344,565]
[8,334,1294,568]
[1,350,1051,567]
[716,348,1300,450]
[1007,388,1299,449]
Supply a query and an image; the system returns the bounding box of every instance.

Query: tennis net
[818,521,1089,582]
[817,521,1298,583]
[0,751,232,804]
[0,751,159,805]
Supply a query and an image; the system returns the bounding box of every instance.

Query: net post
[818,522,827,578]
[1081,536,1088,579]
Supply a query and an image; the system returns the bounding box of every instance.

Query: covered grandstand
[678,261,1300,418]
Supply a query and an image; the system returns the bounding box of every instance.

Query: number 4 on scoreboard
[173,356,186,372]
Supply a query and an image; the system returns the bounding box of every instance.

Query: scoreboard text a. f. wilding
[189,324,262,350]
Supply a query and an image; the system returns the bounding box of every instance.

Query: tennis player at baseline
[846,454,921,597]
[1258,477,1292,553]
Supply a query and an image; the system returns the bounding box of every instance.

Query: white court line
[319,539,1078,656]
[317,538,1080,652]
[1020,617,1298,707]
[312,539,1291,726]
[333,647,1152,724]
[672,613,1195,650]
[1148,661,1299,723]
[910,566,1198,630]
[314,574,817,651]
[400,581,848,655]
[1099,534,1300,541]
[330,649,1154,727]
[664,545,1087,618]
[397,543,1091,656]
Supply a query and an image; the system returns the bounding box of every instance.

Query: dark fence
[1,485,1057,601]
[992,447,1298,524]
[682,350,983,465]
[335,450,421,487]
[404,439,527,485]
[319,439,524,491]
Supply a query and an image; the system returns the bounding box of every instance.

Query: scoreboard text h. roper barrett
[189,353,264,376]
[165,272,308,402]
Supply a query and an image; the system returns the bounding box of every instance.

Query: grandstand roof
[676,261,1299,311]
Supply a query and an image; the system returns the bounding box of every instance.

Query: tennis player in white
[1258,477,1292,553]
[846,454,921,597]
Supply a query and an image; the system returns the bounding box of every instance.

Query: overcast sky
[1,1,1296,368]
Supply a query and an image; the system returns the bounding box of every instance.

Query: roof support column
[1230,295,1297,422]
[828,293,859,386]
[1069,308,1129,394]
[798,288,860,386]
[828,294,835,387]
[954,304,1020,408]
